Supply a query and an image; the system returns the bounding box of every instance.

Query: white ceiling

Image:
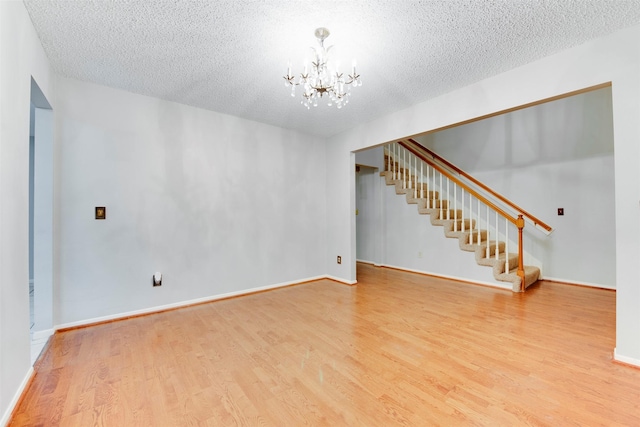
[23,0,640,138]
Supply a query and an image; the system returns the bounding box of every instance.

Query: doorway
[354,146,385,267]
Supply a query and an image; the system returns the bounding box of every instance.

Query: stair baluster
[391,144,395,179]
[454,184,458,232]
[469,193,473,245]
[486,204,490,259]
[461,188,465,233]
[446,177,450,220]
[439,172,443,220]
[432,164,435,210]
[495,210,499,261]
[420,161,424,199]
[505,222,509,274]
[396,143,399,180]
[402,148,406,190]
[413,154,417,199]
[475,197,480,245]
[426,163,430,203]
[408,152,413,193]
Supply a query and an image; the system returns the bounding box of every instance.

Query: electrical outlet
[337,256,342,264]
[558,208,564,216]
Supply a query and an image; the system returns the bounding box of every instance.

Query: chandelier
[283,27,362,109]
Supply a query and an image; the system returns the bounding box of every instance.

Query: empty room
[2,1,640,425]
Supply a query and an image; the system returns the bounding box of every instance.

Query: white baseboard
[31,328,54,343]
[614,348,640,367]
[381,263,512,290]
[357,260,383,267]
[55,275,331,330]
[325,275,357,285]
[30,329,54,365]
[0,367,34,427]
[541,276,615,290]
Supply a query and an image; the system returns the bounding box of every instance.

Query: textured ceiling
[23,0,640,138]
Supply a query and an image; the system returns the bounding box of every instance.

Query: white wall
[355,146,384,170]
[409,88,615,287]
[0,1,54,423]
[326,25,640,364]
[55,77,327,325]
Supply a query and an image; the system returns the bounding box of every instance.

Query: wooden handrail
[407,138,553,233]
[396,141,519,226]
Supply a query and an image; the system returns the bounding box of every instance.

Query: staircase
[382,140,550,292]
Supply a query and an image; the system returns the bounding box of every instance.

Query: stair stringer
[381,171,539,291]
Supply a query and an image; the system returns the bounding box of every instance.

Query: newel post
[516,214,525,292]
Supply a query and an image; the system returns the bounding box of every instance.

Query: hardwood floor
[9,263,640,426]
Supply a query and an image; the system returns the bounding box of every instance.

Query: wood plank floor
[10,263,640,426]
